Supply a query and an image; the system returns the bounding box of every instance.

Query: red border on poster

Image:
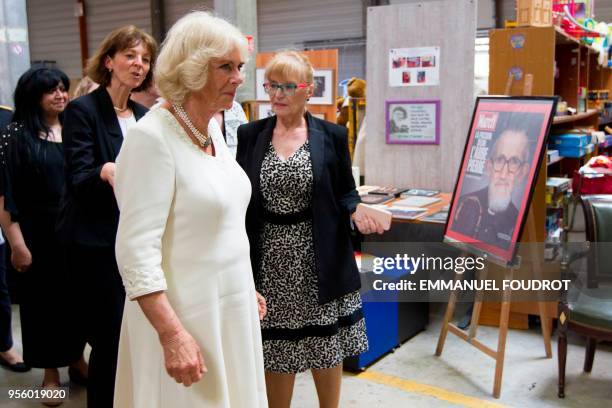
[444,98,555,263]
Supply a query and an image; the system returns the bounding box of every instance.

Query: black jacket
[237,112,361,304]
[57,87,148,247]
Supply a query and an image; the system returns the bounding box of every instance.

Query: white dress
[113,107,267,407]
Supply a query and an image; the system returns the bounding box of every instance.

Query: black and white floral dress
[257,141,368,373]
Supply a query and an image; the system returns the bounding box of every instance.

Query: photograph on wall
[257,103,274,119]
[421,55,436,67]
[313,76,326,97]
[402,72,411,84]
[386,100,440,145]
[255,68,267,101]
[309,69,333,105]
[417,71,426,84]
[258,68,333,105]
[407,57,420,67]
[311,112,326,120]
[389,46,440,87]
[444,96,557,265]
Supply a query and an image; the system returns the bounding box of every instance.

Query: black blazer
[237,112,361,304]
[57,86,148,247]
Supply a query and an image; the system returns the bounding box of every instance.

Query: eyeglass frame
[263,82,310,96]
[489,154,526,174]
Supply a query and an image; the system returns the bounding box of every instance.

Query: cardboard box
[517,0,553,27]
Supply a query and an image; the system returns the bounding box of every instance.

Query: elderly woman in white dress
[113,11,267,407]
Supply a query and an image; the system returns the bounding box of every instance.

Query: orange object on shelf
[517,0,553,27]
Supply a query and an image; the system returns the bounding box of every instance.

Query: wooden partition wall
[365,1,477,192]
[255,49,338,123]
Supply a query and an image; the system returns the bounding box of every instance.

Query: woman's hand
[256,291,267,320]
[11,243,32,272]
[100,162,116,188]
[159,328,206,387]
[352,211,385,235]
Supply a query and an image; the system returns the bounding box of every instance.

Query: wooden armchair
[558,195,612,398]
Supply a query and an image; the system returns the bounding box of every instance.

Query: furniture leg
[468,264,487,340]
[493,296,510,398]
[527,209,552,358]
[468,299,483,340]
[435,273,463,356]
[538,301,553,358]
[558,328,567,398]
[584,337,597,373]
[493,268,512,399]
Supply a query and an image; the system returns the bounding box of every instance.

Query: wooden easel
[435,210,552,398]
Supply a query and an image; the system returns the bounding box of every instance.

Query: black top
[0,106,12,130]
[452,187,518,250]
[57,87,148,247]
[0,122,64,243]
[236,112,361,304]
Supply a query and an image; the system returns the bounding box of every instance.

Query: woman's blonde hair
[155,11,249,104]
[265,51,314,84]
[86,25,157,91]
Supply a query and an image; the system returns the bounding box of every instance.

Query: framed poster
[257,103,274,119]
[255,68,267,101]
[311,112,326,120]
[310,69,333,105]
[386,100,440,145]
[444,96,557,265]
[255,68,333,105]
[389,46,440,87]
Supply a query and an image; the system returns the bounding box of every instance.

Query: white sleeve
[114,124,175,300]
[232,100,248,124]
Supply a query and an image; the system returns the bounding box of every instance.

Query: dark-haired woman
[0,67,87,402]
[58,25,156,407]
[0,104,29,375]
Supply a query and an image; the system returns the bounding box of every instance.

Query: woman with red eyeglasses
[237,51,384,408]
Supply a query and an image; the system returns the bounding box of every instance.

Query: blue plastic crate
[549,133,591,147]
[556,143,594,158]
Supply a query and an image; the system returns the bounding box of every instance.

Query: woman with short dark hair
[0,67,87,402]
[58,25,157,407]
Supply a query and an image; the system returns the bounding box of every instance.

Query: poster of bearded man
[445,96,557,265]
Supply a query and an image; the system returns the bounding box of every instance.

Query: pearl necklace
[172,104,212,148]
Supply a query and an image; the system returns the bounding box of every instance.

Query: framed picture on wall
[386,100,440,145]
[311,112,326,120]
[256,68,267,101]
[444,96,557,266]
[257,103,274,120]
[309,69,333,105]
[256,68,334,106]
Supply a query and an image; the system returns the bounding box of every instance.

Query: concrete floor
[2,304,611,407]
